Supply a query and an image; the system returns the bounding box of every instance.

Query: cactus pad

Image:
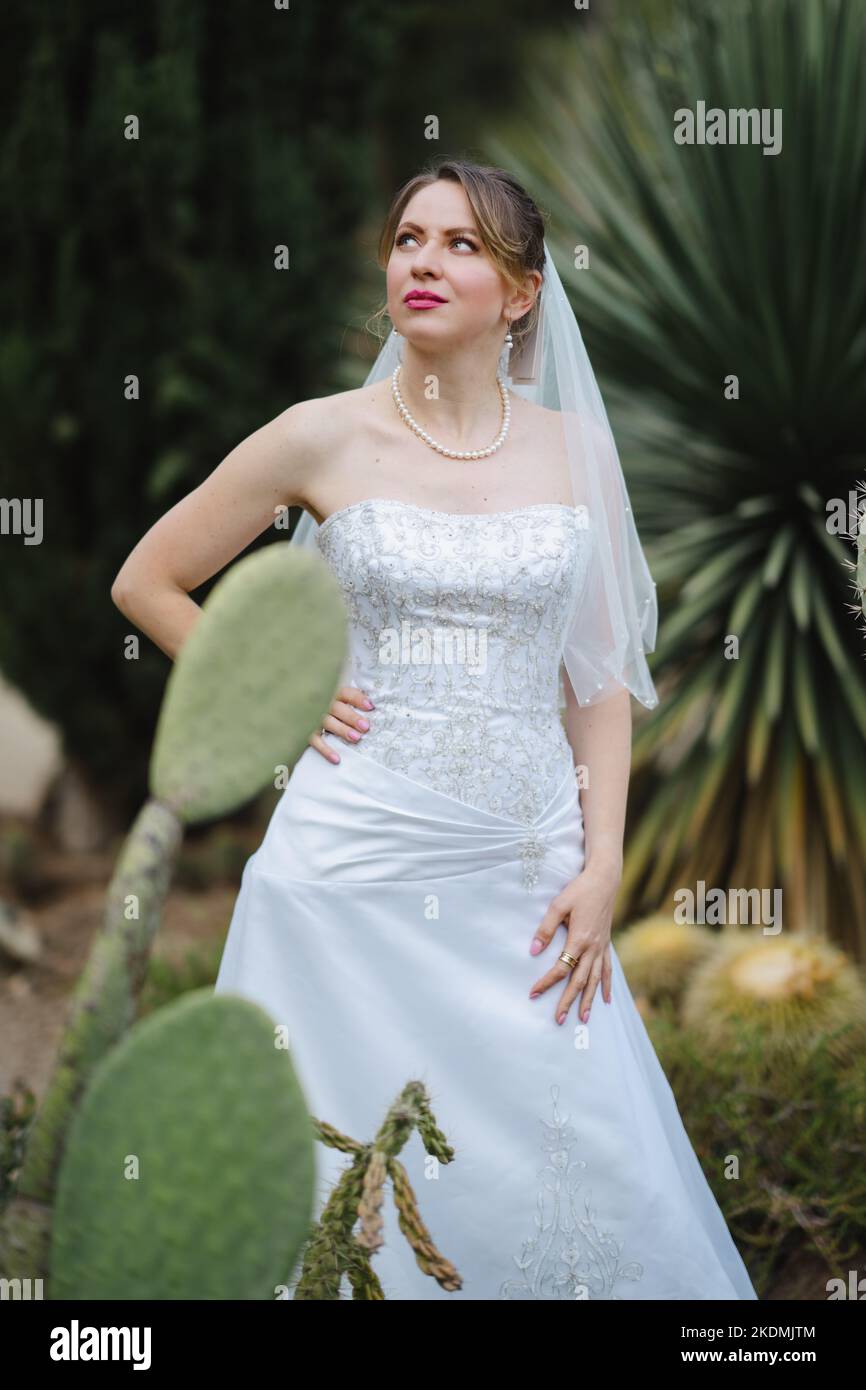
[150,543,347,820]
[50,989,316,1299]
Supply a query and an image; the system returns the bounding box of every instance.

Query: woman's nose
[410,249,443,276]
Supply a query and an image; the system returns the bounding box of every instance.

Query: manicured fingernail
[357,718,369,730]
[581,1010,589,1022]
[529,938,543,955]
[557,1012,566,1025]
[362,698,374,709]
[347,729,360,740]
[330,753,340,763]
[529,990,540,999]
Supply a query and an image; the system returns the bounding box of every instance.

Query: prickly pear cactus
[50,990,315,1300]
[1,541,347,1283]
[151,543,347,821]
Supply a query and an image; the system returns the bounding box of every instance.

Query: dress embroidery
[499,1083,644,1300]
[315,499,593,836]
[518,827,550,891]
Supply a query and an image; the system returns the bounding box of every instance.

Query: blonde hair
[367,158,547,355]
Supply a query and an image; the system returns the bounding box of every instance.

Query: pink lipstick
[404,291,446,309]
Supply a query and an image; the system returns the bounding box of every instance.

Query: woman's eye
[395,233,477,251]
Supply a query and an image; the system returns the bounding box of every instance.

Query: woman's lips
[405,295,446,309]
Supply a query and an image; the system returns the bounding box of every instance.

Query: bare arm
[562,669,632,878]
[110,400,320,660]
[527,669,633,1026]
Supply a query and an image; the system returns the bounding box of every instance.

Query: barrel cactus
[615,912,719,1012]
[681,933,866,1066]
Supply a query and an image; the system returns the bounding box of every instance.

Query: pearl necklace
[391,363,511,459]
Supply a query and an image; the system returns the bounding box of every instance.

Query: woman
[112,159,757,1300]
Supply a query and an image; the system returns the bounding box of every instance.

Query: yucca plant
[495,0,866,953]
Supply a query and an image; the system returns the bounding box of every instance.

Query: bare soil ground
[0,849,236,1099]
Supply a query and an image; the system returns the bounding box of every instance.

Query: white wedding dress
[214,496,758,1301]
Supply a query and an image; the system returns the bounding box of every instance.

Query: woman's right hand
[309,686,374,764]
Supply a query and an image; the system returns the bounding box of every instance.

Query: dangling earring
[393,326,404,363]
[498,319,514,380]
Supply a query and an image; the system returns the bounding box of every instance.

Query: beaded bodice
[314,497,593,828]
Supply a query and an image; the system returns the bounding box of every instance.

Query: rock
[0,899,42,964]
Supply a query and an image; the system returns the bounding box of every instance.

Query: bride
[111,159,757,1301]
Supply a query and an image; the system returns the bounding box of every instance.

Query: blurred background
[1,0,865,1300]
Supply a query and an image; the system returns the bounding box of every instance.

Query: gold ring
[559,951,579,970]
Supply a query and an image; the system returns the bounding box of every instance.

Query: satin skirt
[214,742,758,1301]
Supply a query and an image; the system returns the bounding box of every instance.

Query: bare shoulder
[287,384,364,444]
[510,394,570,457]
[290,380,385,447]
[285,382,383,500]
[511,394,562,431]
[544,403,615,457]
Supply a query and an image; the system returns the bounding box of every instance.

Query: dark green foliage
[649,999,866,1294]
[0,0,573,818]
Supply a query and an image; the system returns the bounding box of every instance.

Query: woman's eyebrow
[397,222,480,237]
